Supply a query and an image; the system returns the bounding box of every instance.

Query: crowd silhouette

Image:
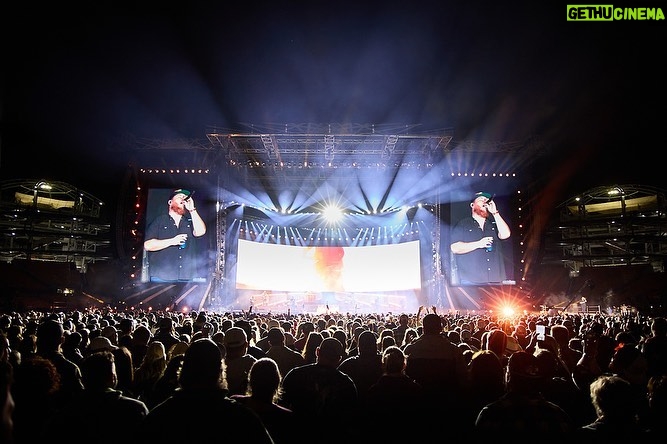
[1,304,667,443]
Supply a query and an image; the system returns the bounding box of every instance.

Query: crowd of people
[1,304,666,442]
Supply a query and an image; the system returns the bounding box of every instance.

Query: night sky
[3,2,666,206]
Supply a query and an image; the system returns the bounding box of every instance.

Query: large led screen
[446,184,517,287]
[235,239,422,293]
[141,188,211,283]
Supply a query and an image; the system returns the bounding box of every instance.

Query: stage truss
[123,124,543,312]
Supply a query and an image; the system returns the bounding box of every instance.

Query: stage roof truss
[206,131,454,167]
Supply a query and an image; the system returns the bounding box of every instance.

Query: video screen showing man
[143,188,207,283]
[450,191,512,286]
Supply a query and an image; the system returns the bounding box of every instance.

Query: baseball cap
[505,336,523,354]
[471,191,492,202]
[223,327,247,348]
[171,189,192,199]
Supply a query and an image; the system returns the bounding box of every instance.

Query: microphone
[487,194,497,219]
[184,190,195,201]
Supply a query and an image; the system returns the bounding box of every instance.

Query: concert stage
[228,291,421,315]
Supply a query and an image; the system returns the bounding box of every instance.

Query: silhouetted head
[422,314,442,335]
[316,337,344,367]
[179,338,223,389]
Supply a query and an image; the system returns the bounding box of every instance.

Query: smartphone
[536,325,546,341]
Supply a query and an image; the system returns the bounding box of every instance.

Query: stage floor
[226,291,422,315]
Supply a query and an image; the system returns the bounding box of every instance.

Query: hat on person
[505,336,523,354]
[88,336,118,352]
[170,189,192,199]
[101,325,118,340]
[471,191,492,202]
[223,327,247,348]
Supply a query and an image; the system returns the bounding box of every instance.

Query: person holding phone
[144,188,206,282]
[450,191,511,285]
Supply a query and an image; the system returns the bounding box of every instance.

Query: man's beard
[171,203,186,215]
[473,207,488,218]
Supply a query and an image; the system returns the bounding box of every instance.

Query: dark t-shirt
[451,216,507,285]
[140,389,274,443]
[281,363,358,443]
[145,213,200,282]
[282,363,358,416]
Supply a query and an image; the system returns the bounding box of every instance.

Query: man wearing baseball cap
[144,188,207,282]
[450,191,511,285]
